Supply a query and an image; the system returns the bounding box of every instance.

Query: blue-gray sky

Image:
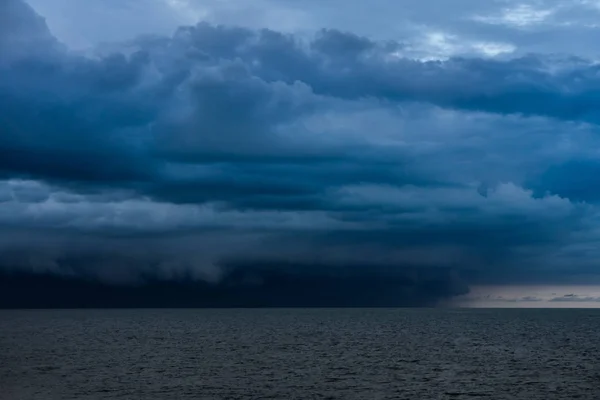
[3,0,600,307]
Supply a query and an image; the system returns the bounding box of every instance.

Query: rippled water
[1,309,599,399]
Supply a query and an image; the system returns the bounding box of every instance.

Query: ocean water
[1,309,599,399]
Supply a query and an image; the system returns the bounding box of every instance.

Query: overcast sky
[3,0,600,307]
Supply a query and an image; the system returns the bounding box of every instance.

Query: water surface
[1,309,598,399]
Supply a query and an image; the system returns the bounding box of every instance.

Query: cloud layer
[3,0,600,306]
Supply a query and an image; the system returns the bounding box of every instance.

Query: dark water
[1,309,599,399]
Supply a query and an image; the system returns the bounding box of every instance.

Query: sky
[3,0,600,307]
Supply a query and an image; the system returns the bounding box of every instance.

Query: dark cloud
[2,0,600,307]
[144,24,600,123]
[534,160,600,203]
[0,265,467,308]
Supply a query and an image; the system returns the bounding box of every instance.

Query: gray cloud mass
[3,0,600,306]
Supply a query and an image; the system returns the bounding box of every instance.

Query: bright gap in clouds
[454,286,600,308]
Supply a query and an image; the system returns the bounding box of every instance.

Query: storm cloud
[2,0,600,307]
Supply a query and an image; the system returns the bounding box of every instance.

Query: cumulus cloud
[3,0,600,306]
[25,0,600,58]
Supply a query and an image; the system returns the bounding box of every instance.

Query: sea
[1,308,599,399]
